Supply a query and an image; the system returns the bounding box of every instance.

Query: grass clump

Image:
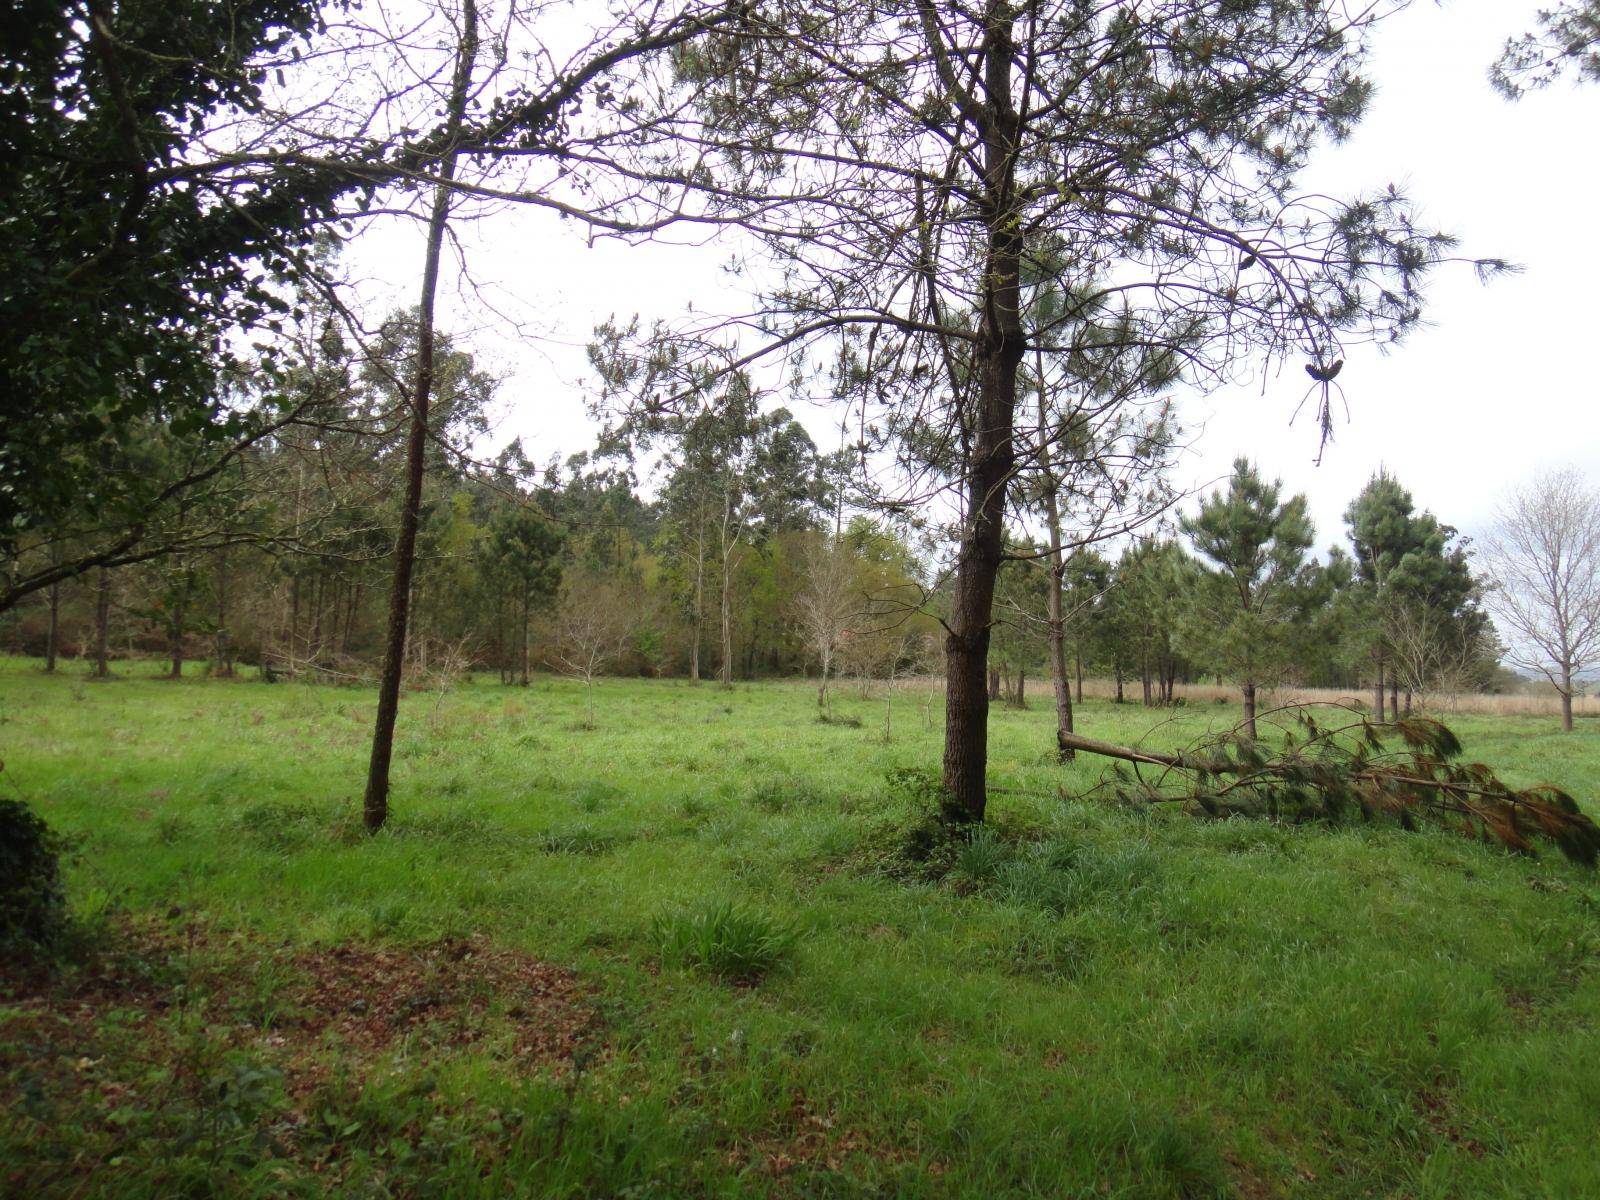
[653,899,798,984]
[540,825,620,855]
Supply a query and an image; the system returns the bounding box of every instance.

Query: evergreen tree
[1182,459,1317,737]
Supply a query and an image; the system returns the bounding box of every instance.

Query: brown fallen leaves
[1,917,593,1112]
[288,936,589,1064]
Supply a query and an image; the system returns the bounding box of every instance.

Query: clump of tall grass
[951,826,1012,889]
[652,899,798,984]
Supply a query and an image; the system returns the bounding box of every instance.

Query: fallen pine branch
[1061,711,1600,867]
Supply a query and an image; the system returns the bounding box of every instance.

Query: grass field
[4,658,1600,1198]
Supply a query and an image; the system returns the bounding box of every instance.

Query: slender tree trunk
[289,575,301,663]
[1015,663,1025,709]
[520,594,531,686]
[1114,663,1124,704]
[1036,365,1074,760]
[719,570,734,688]
[689,545,704,683]
[718,506,739,688]
[363,1,477,835]
[1074,647,1084,705]
[213,552,233,677]
[1403,688,1413,717]
[1242,680,1258,739]
[1389,678,1399,723]
[987,666,1001,701]
[1374,657,1384,721]
[92,569,110,678]
[311,573,324,657]
[168,601,185,678]
[344,584,361,656]
[1562,664,1575,733]
[45,578,60,673]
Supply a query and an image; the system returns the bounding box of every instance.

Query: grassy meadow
[4,657,1600,1198]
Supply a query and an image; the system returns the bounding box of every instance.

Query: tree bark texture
[940,4,1022,824]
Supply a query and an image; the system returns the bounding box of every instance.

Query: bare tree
[793,534,859,715]
[1482,467,1600,732]
[553,572,636,729]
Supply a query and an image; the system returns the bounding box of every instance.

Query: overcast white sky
[345,0,1600,557]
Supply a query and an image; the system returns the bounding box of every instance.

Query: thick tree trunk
[1242,680,1258,739]
[363,1,477,835]
[92,569,110,678]
[45,579,60,672]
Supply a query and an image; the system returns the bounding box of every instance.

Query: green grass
[4,658,1600,1197]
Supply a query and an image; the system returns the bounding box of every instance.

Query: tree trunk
[1114,663,1124,704]
[719,567,734,688]
[1014,663,1025,709]
[289,575,301,663]
[92,568,110,678]
[363,1,477,835]
[520,594,531,686]
[344,583,361,657]
[1242,680,1258,739]
[1036,361,1074,760]
[1562,664,1575,733]
[45,579,59,673]
[168,600,185,678]
[938,5,1022,824]
[1374,657,1384,721]
[1389,678,1399,723]
[689,548,704,683]
[213,552,233,677]
[987,666,1001,701]
[1074,646,1084,705]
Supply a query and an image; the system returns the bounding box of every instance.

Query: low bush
[0,796,68,955]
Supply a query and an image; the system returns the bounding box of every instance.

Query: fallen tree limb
[1064,711,1600,867]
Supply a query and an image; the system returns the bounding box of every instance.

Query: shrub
[0,797,68,954]
[653,899,798,984]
